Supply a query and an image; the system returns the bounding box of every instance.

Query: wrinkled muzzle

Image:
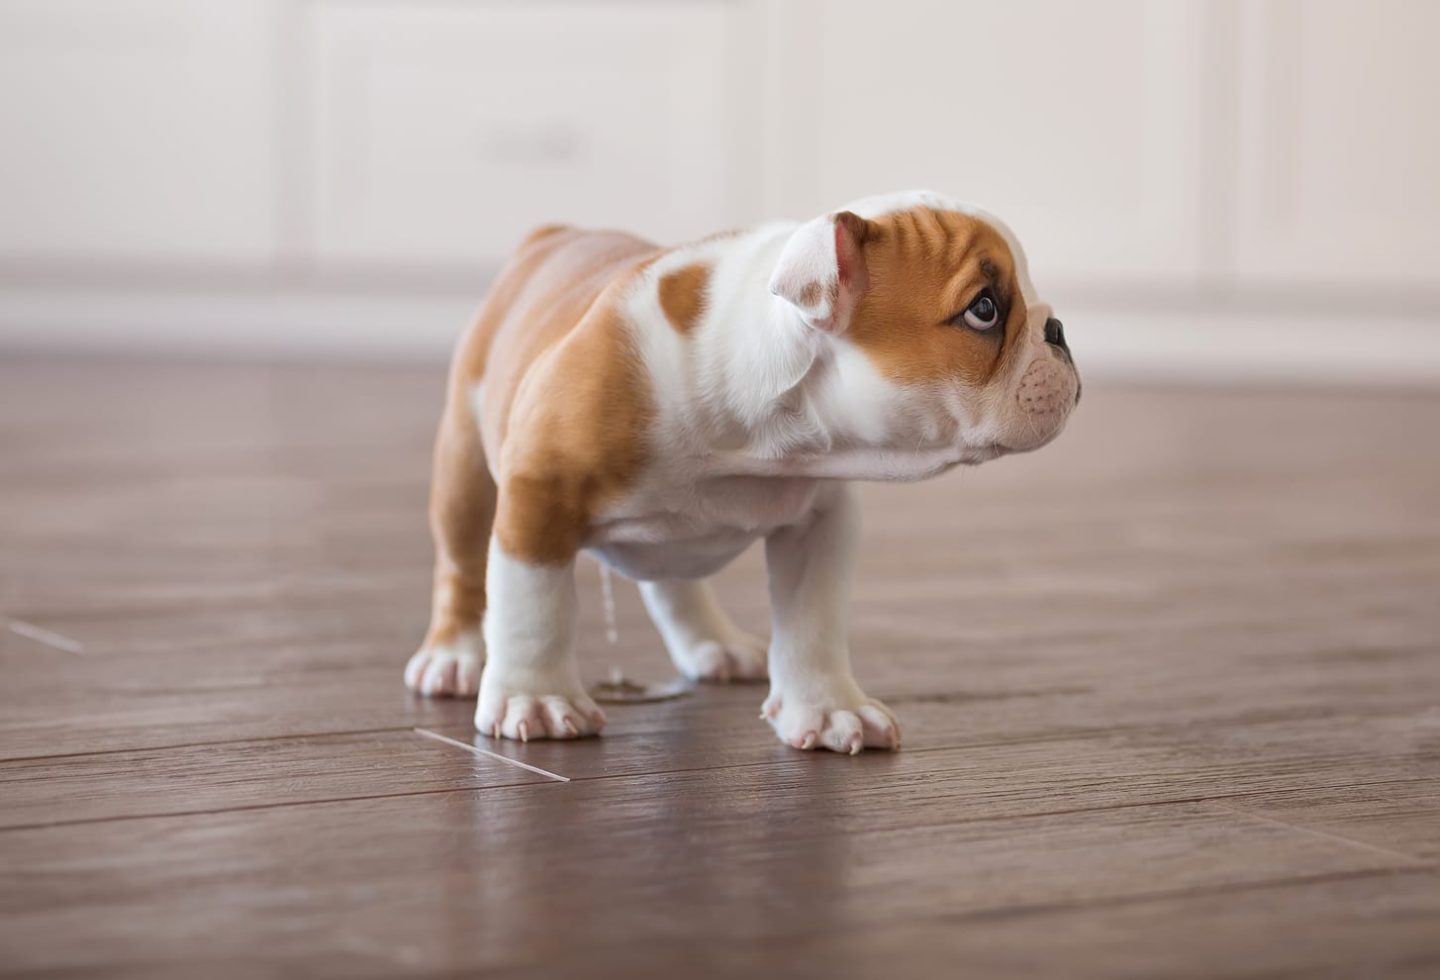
[1002,354,1079,452]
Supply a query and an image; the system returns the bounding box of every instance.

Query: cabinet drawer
[779,0,1210,289]
[307,0,749,270]
[0,0,278,265]
[1232,0,1440,286]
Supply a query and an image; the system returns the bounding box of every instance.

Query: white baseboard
[0,285,478,362]
[2,284,1439,385]
[1069,305,1440,385]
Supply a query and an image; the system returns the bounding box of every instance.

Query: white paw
[762,684,900,754]
[475,669,606,741]
[404,635,482,697]
[671,631,769,684]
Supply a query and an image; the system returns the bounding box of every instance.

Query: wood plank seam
[0,783,560,834]
[881,867,1440,928]
[0,727,426,765]
[1,763,1424,839]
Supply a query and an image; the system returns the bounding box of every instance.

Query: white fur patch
[476,542,605,741]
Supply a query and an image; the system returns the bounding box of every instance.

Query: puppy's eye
[961,291,1000,331]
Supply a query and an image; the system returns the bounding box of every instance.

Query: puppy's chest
[586,475,821,579]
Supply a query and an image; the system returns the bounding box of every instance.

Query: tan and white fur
[405,190,1079,753]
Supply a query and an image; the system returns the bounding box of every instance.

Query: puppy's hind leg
[405,402,495,698]
[639,579,768,683]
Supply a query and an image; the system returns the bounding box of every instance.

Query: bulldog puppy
[404,190,1079,753]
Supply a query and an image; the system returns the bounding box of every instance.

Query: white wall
[2,0,1439,381]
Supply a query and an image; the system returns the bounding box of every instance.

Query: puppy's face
[771,193,1079,467]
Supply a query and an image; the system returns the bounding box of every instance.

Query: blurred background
[1,0,1438,381]
[5,6,1440,973]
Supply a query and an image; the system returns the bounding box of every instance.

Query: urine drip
[598,561,619,646]
[587,560,690,704]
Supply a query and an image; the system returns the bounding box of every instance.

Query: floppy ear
[768,210,872,333]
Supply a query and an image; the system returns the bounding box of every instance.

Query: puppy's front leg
[639,578,768,683]
[476,538,605,741]
[762,483,900,754]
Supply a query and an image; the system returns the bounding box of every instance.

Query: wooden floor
[2,357,1438,978]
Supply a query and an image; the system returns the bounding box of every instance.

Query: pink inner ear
[835,223,852,287]
[834,220,870,294]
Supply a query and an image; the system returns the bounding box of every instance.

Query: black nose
[1044,316,1068,351]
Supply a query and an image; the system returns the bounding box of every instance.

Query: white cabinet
[1231,0,1440,286]
[773,0,1210,288]
[0,0,279,266]
[0,0,1438,371]
[305,0,751,270]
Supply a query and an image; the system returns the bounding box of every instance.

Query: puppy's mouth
[956,441,1010,464]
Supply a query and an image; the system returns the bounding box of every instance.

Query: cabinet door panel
[1233,0,1440,285]
[308,1,747,269]
[0,0,278,265]
[779,0,1208,287]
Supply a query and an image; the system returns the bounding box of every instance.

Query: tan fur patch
[493,298,654,564]
[846,208,1026,387]
[657,262,711,334]
[437,225,660,566]
[422,404,497,646]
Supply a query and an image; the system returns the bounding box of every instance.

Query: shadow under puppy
[405,190,1080,754]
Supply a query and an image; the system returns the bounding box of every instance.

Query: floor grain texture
[1,357,1438,978]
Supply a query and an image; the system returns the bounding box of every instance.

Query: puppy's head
[769,191,1078,467]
